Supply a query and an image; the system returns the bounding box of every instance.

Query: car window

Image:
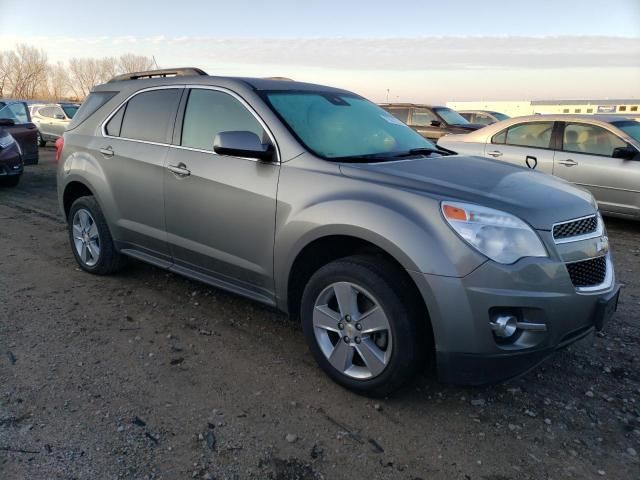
[265,91,434,160]
[491,129,507,144]
[181,89,267,151]
[119,88,182,143]
[52,107,65,118]
[459,113,474,122]
[563,123,627,157]
[39,107,55,118]
[61,105,79,119]
[0,102,28,123]
[69,91,117,129]
[410,108,439,126]
[105,104,126,137]
[474,113,494,126]
[385,108,410,123]
[505,122,553,148]
[611,120,640,143]
[433,107,469,125]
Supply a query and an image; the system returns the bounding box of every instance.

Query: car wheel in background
[37,131,46,147]
[0,175,21,187]
[301,255,426,397]
[68,196,127,275]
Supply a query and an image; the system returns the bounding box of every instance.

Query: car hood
[339,155,596,230]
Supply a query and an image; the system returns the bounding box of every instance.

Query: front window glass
[61,105,79,118]
[612,120,640,143]
[432,107,469,125]
[264,92,435,160]
[563,123,627,156]
[182,89,266,151]
[505,122,553,148]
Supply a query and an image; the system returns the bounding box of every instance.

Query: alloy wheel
[313,281,393,379]
[72,208,101,267]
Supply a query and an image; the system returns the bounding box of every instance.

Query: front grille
[553,215,598,240]
[566,256,607,287]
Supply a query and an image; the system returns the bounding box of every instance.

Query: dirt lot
[1,148,639,480]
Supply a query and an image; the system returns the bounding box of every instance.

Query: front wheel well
[287,235,432,335]
[63,181,94,220]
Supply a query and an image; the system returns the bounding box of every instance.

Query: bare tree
[46,62,70,100]
[4,44,48,99]
[118,53,155,73]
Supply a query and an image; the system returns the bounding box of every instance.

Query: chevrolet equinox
[57,68,620,396]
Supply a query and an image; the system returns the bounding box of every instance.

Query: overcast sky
[1,0,639,103]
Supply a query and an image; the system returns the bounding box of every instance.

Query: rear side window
[105,105,126,137]
[181,89,266,151]
[411,108,439,126]
[119,89,182,143]
[504,122,553,148]
[69,91,117,129]
[385,108,410,123]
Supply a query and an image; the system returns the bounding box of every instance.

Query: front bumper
[410,250,620,385]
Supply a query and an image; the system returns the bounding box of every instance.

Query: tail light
[55,137,64,162]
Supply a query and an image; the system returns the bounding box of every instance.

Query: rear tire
[68,196,127,275]
[301,254,426,397]
[0,175,20,187]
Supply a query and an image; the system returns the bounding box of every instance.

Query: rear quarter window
[68,91,118,129]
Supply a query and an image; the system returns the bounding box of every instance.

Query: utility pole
[386,88,390,103]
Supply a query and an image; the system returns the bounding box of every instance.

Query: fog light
[490,315,518,338]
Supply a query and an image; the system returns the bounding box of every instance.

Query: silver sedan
[438,115,640,220]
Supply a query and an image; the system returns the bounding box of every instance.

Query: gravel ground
[1,148,639,480]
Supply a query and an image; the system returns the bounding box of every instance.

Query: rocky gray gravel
[1,149,638,479]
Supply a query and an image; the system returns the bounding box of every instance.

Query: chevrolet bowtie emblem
[595,236,609,255]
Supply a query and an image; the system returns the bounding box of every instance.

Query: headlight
[0,132,16,149]
[441,201,547,264]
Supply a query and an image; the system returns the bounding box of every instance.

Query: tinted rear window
[68,91,117,129]
[120,89,182,143]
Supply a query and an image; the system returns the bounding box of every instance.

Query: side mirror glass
[612,145,638,160]
[213,131,274,162]
[430,120,442,127]
[0,118,16,127]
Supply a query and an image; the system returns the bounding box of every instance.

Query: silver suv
[57,68,620,396]
[32,102,80,146]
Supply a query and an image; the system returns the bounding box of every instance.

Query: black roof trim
[107,67,208,83]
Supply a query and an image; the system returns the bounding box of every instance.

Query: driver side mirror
[0,118,15,127]
[612,145,639,160]
[430,120,442,127]
[213,131,275,162]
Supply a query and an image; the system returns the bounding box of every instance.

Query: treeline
[0,44,156,101]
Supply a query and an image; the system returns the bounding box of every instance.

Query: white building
[446,99,640,119]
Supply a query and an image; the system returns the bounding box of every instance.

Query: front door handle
[99,146,114,157]
[167,163,191,177]
[558,159,578,167]
[487,150,502,157]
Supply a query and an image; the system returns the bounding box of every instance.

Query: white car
[437,115,640,220]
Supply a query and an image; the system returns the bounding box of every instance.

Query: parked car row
[56,68,620,396]
[437,115,640,220]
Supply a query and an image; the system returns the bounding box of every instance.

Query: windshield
[61,105,79,118]
[432,107,469,125]
[264,92,435,160]
[491,112,510,121]
[613,120,640,143]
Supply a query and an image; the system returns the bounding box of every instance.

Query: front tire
[68,196,126,274]
[0,175,21,187]
[301,255,425,397]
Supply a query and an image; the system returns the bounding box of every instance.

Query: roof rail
[107,67,208,83]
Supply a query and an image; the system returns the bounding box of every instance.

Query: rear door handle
[167,163,191,177]
[558,159,578,167]
[99,146,114,157]
[487,150,502,157]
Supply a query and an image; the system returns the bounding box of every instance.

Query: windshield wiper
[391,147,453,158]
